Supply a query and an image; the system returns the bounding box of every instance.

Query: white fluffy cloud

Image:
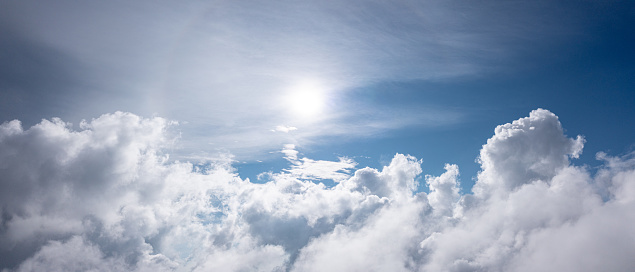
[1,109,634,271]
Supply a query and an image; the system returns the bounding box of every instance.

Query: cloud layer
[1,109,634,271]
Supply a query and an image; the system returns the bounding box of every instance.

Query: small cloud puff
[0,109,634,272]
[272,125,298,133]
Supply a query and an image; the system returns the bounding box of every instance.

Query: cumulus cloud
[426,164,460,217]
[473,109,586,197]
[1,109,634,271]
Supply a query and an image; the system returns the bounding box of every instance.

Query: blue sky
[1,0,635,271]
[2,0,633,189]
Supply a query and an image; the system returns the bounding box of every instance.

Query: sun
[289,90,323,116]
[285,81,326,118]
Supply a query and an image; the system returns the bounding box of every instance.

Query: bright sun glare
[286,81,325,118]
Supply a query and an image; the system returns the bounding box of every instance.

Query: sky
[0,0,634,271]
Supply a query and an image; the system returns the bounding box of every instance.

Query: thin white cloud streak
[1,109,634,271]
[280,144,357,182]
[273,126,298,133]
[0,0,585,160]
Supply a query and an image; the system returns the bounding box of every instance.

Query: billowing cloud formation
[1,109,634,271]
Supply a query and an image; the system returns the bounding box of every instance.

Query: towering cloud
[0,109,633,271]
[473,109,585,197]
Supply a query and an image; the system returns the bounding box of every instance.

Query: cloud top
[474,108,586,196]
